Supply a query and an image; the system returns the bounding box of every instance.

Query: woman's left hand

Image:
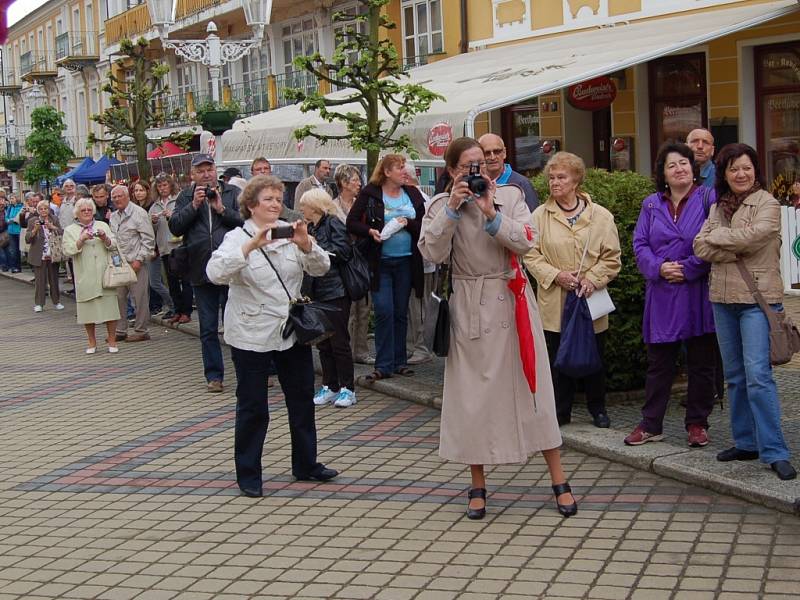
[289,220,312,253]
[576,278,596,298]
[396,217,408,228]
[473,179,498,221]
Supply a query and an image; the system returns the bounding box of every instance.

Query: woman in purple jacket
[626,143,717,448]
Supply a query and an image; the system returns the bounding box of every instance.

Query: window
[333,3,368,62]
[175,58,196,97]
[282,17,318,75]
[402,0,443,64]
[756,42,800,201]
[648,53,707,160]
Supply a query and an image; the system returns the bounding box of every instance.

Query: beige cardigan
[524,196,621,333]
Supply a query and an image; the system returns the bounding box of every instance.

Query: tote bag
[103,251,138,289]
[338,244,371,301]
[553,293,603,377]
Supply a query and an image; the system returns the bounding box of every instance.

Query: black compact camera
[204,185,218,201]
[464,162,488,196]
[38,218,45,225]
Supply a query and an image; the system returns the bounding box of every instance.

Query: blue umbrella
[73,156,122,185]
[56,157,95,185]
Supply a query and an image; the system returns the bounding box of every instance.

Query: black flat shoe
[592,413,611,428]
[717,447,759,462]
[296,466,339,482]
[552,482,578,518]
[771,460,797,481]
[239,486,263,498]
[467,488,486,520]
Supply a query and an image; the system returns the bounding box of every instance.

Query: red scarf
[507,235,536,394]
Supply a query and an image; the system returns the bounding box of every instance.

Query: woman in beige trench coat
[419,137,576,520]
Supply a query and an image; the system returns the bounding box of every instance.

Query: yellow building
[0,0,105,161]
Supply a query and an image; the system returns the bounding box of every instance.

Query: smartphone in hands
[271,225,294,239]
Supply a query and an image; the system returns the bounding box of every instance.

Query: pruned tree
[23,105,74,190]
[89,37,191,182]
[287,0,443,175]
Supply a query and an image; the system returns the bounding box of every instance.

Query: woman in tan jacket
[26,200,63,312]
[524,152,621,428]
[419,137,574,520]
[693,143,795,481]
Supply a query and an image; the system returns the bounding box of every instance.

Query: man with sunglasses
[478,133,539,212]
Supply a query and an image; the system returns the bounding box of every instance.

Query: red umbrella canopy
[0,0,12,45]
[147,141,186,159]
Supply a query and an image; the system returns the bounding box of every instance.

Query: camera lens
[468,177,488,196]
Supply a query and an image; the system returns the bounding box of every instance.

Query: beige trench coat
[524,197,621,333]
[419,185,562,465]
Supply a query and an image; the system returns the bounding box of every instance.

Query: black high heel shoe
[467,488,487,520]
[552,482,578,518]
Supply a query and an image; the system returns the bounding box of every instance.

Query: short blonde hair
[369,154,406,187]
[74,197,96,219]
[36,200,50,212]
[543,151,586,188]
[239,175,285,219]
[298,188,338,217]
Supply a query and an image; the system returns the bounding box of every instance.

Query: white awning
[222,0,799,165]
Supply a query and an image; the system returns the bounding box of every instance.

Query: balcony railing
[20,52,57,78]
[56,31,99,61]
[175,0,224,20]
[0,71,22,94]
[105,3,152,46]
[227,78,270,116]
[275,70,319,108]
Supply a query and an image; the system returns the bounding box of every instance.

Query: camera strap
[241,227,294,303]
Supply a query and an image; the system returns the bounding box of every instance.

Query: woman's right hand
[555,271,580,291]
[447,179,472,211]
[368,228,382,243]
[660,261,685,283]
[79,228,93,242]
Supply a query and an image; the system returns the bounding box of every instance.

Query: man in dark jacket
[478,133,539,212]
[169,154,243,393]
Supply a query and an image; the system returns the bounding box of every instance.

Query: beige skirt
[77,293,120,325]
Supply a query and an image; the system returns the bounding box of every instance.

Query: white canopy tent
[221,0,799,166]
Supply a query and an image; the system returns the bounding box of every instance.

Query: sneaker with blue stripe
[313,385,337,406]
[334,388,357,408]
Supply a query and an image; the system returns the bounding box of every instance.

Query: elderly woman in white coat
[419,137,576,520]
[206,175,339,498]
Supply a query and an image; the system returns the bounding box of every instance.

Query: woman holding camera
[419,137,573,520]
[206,175,338,497]
[26,200,64,312]
[347,154,425,381]
[63,197,121,353]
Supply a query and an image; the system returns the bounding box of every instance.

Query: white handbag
[576,204,616,321]
[103,250,138,289]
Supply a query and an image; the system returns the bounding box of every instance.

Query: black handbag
[338,244,371,301]
[168,245,190,275]
[423,261,451,357]
[243,228,339,346]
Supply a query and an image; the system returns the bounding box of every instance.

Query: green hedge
[531,169,656,391]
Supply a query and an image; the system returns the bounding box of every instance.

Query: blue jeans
[712,302,790,463]
[194,283,228,383]
[7,233,20,270]
[372,256,412,375]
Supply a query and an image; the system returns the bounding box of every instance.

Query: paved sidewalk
[2,275,800,600]
[3,268,799,515]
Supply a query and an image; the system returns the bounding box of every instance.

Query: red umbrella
[147,141,185,159]
[507,240,536,394]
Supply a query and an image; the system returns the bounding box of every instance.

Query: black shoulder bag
[242,229,339,346]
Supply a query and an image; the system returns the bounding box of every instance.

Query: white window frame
[401,0,443,63]
[175,58,196,98]
[281,16,319,75]
[332,2,368,62]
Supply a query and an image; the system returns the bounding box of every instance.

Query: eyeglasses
[483,148,505,156]
[456,161,487,170]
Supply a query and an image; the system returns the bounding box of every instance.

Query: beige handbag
[103,250,138,289]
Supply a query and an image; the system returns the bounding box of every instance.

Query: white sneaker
[55,303,65,310]
[313,385,337,406]
[334,388,357,408]
[33,305,43,313]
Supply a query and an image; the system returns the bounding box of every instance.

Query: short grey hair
[403,160,419,183]
[63,178,76,187]
[73,197,96,219]
[111,184,129,198]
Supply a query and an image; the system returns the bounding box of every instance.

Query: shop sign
[567,77,617,111]
[793,235,800,261]
[427,122,453,157]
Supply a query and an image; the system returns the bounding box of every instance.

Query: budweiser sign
[427,122,453,157]
[567,77,617,111]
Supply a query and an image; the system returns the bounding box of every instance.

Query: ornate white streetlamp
[147,0,270,103]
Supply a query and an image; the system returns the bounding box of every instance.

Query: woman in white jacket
[206,175,339,498]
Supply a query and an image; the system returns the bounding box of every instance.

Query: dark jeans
[165,254,193,316]
[641,333,716,434]
[545,330,607,423]
[7,233,20,270]
[231,343,322,490]
[193,283,227,383]
[317,296,354,392]
[372,256,412,375]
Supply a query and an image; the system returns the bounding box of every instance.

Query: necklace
[556,196,580,213]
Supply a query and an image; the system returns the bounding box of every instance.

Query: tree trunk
[133,47,151,182]
[366,3,380,178]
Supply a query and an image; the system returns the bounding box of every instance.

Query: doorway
[593,108,611,170]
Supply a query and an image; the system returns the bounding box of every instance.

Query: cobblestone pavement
[3,277,800,599]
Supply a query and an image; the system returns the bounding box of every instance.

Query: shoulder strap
[241,227,293,302]
[735,259,779,331]
[576,203,597,277]
[701,186,713,218]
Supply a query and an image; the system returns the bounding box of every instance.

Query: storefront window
[757,43,800,202]
[648,53,707,159]
[501,102,547,177]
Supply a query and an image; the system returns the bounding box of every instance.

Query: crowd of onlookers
[1,126,796,507]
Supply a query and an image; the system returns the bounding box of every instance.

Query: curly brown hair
[239,175,286,219]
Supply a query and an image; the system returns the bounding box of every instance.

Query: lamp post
[147,0,270,104]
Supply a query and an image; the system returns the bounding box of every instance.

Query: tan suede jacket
[693,189,783,304]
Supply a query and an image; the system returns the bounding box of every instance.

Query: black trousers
[164,254,194,316]
[317,296,354,392]
[231,343,322,490]
[544,330,607,423]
